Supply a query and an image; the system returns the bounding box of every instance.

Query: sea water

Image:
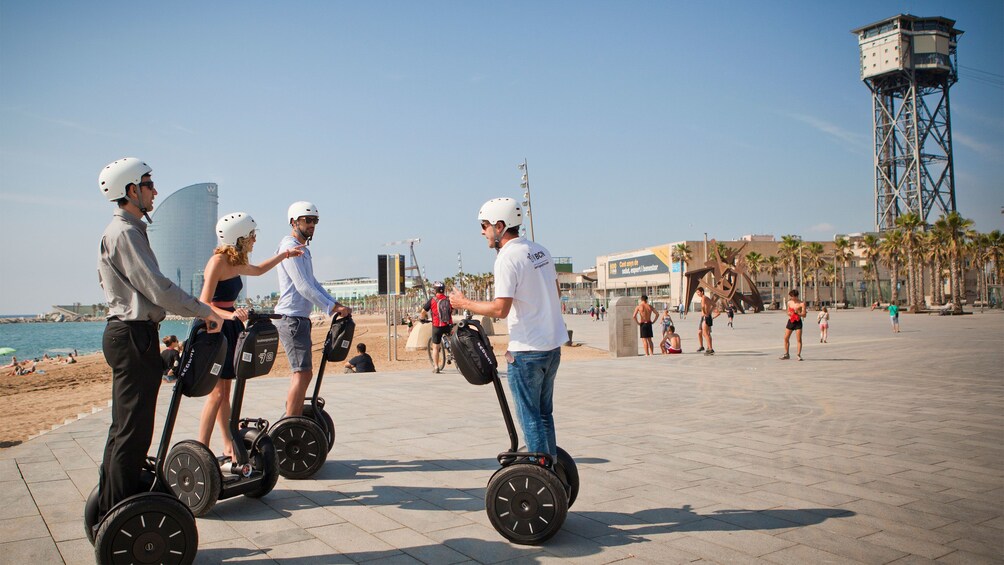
[0,319,194,362]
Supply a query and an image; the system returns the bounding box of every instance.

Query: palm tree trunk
[890,263,900,304]
[872,260,884,303]
[951,254,963,313]
[840,264,847,304]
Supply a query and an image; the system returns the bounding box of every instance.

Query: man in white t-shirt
[449,197,566,463]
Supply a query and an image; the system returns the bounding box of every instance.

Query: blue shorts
[277,316,313,372]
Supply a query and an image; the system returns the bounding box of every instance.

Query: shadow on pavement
[196,506,855,564]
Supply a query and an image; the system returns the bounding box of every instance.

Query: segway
[449,318,579,545]
[268,313,354,479]
[84,321,227,564]
[164,312,282,516]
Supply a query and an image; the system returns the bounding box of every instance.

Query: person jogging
[197,212,304,461]
[275,201,352,417]
[94,157,222,522]
[449,197,567,464]
[421,281,453,373]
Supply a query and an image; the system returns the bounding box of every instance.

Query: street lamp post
[518,159,535,241]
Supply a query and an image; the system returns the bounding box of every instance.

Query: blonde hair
[214,235,252,266]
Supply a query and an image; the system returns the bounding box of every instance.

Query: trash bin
[565,330,573,346]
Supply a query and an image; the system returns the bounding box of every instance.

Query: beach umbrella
[0,347,15,356]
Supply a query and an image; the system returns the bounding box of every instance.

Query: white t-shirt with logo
[494,237,567,351]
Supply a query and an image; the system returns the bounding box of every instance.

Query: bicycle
[427,323,455,373]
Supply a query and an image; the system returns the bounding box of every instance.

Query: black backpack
[324,315,355,362]
[176,322,227,397]
[449,318,498,386]
[233,318,281,380]
[432,296,453,327]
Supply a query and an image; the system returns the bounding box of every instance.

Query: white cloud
[808,222,835,233]
[953,132,999,158]
[785,112,869,152]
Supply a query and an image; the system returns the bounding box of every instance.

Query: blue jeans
[507,348,561,461]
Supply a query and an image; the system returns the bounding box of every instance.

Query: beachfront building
[321,277,379,302]
[596,236,845,311]
[147,183,223,299]
[596,234,983,310]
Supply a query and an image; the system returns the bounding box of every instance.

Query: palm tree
[880,230,904,305]
[823,263,837,303]
[922,230,945,306]
[833,236,852,304]
[671,243,692,308]
[988,230,1004,306]
[895,213,924,311]
[935,212,973,314]
[779,235,802,294]
[765,255,782,308]
[860,234,884,303]
[744,251,763,302]
[804,242,825,307]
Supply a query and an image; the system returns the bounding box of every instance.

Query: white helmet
[287,201,319,224]
[99,157,152,201]
[216,212,257,247]
[478,197,522,229]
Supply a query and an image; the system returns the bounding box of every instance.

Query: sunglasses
[480,221,491,230]
[299,217,320,225]
[138,181,155,189]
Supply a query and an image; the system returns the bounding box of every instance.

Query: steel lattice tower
[852,15,963,231]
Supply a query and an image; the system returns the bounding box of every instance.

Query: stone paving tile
[262,537,353,563]
[0,514,49,543]
[777,525,907,564]
[0,536,64,563]
[26,477,83,507]
[760,543,862,565]
[0,478,39,520]
[934,548,1001,565]
[859,530,955,560]
[667,535,774,564]
[374,527,473,564]
[57,537,97,565]
[195,538,276,563]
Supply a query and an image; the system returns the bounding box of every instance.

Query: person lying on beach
[2,356,16,368]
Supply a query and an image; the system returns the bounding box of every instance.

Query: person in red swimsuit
[780,289,806,361]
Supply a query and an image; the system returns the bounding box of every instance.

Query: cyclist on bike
[422,281,453,373]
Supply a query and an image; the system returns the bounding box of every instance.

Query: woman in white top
[816,307,830,343]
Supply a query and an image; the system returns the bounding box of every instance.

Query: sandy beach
[0,315,606,447]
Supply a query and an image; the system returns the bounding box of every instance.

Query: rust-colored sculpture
[684,240,764,313]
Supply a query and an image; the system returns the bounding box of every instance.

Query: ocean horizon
[0,319,194,362]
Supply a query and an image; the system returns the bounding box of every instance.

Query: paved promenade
[2,309,1002,564]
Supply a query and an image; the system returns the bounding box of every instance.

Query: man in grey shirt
[95,157,222,520]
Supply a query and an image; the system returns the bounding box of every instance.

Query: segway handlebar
[246,310,283,321]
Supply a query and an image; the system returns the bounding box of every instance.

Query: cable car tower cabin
[852,15,963,231]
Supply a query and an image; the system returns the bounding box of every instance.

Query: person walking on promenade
[780,289,806,360]
[421,281,453,373]
[633,295,659,356]
[450,197,567,465]
[817,306,830,343]
[275,201,352,417]
[160,335,181,382]
[197,212,304,460]
[888,303,900,333]
[94,157,222,523]
[678,301,686,320]
[726,304,735,328]
[695,287,718,355]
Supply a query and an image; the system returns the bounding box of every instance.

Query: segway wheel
[302,403,336,451]
[554,447,580,509]
[84,484,100,545]
[269,416,328,479]
[239,427,278,498]
[94,491,197,564]
[485,464,568,545]
[164,440,221,517]
[84,468,158,545]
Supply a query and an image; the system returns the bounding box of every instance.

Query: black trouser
[98,320,162,517]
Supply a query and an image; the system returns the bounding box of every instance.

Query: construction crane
[383,238,427,299]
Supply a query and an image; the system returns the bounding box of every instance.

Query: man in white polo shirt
[449,197,566,463]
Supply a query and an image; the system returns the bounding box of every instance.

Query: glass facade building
[147,183,221,299]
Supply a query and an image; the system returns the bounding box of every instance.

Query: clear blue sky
[1,1,1001,314]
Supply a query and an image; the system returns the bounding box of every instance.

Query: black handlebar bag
[324,315,355,362]
[449,318,498,385]
[176,323,228,397]
[234,318,281,379]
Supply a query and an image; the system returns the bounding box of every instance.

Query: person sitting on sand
[64,353,77,365]
[660,325,683,354]
[3,356,16,368]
